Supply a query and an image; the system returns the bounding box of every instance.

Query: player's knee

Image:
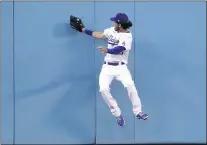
[125,81,135,89]
[123,79,134,88]
[126,83,137,93]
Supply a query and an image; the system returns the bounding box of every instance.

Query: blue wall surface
[1,2,14,144]
[1,1,206,144]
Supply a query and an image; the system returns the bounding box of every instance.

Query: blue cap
[110,13,129,24]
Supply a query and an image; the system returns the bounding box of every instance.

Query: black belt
[104,61,125,66]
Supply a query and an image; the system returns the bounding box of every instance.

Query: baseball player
[70,13,148,127]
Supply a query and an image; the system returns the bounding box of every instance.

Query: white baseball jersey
[103,26,132,64]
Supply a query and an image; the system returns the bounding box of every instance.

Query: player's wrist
[84,29,93,36]
[82,28,85,32]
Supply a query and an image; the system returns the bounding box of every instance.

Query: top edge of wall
[0,0,206,2]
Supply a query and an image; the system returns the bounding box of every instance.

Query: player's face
[113,22,119,31]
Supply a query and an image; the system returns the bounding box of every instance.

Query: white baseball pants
[99,63,142,117]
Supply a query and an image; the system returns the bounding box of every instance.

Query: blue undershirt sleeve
[107,46,126,54]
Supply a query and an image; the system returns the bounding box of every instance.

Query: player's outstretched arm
[82,28,105,39]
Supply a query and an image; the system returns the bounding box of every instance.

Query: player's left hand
[97,46,108,54]
[70,15,85,32]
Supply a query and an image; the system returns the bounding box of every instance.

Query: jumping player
[81,13,148,127]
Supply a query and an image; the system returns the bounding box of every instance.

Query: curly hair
[121,21,133,29]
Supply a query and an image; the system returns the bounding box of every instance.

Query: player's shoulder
[120,32,132,40]
[104,26,115,32]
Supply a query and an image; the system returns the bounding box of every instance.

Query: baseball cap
[110,13,129,24]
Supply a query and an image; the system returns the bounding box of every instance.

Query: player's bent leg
[117,66,142,114]
[117,66,148,120]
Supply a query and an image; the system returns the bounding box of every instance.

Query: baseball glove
[70,15,85,32]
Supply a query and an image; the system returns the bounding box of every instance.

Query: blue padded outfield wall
[1,1,206,144]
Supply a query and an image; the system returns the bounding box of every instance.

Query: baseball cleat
[136,112,148,120]
[116,115,125,127]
